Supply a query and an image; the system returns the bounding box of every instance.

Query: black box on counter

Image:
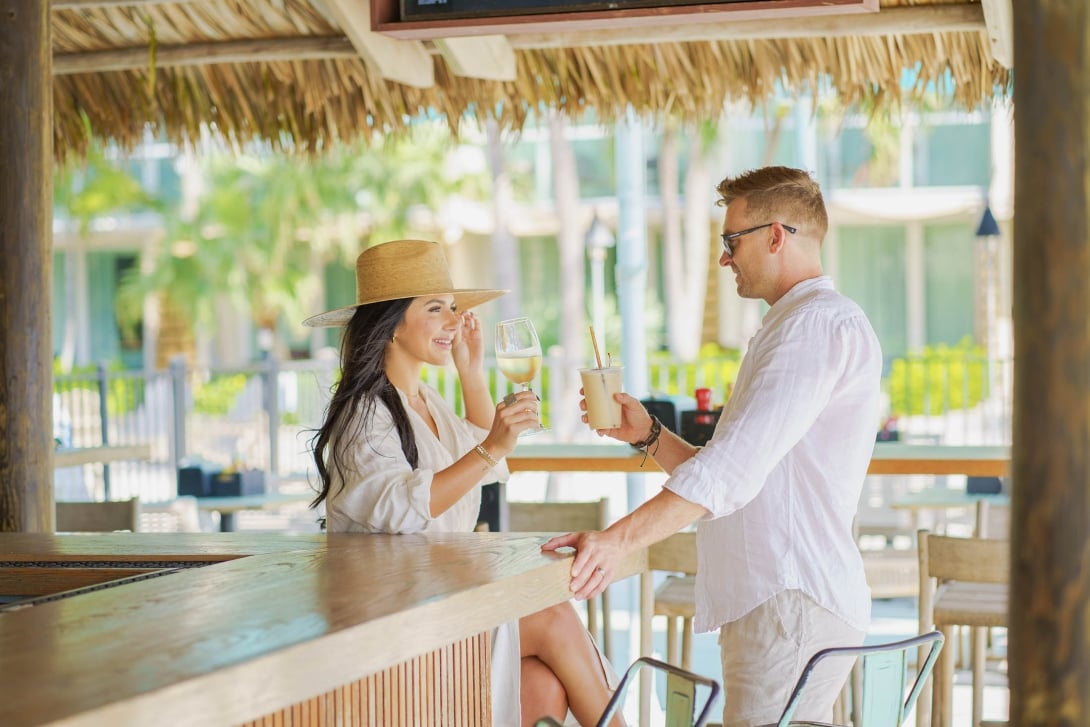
[177,465,215,497]
[211,469,266,497]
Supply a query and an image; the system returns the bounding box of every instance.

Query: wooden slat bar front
[0,533,645,727]
[239,632,491,727]
[507,442,1010,477]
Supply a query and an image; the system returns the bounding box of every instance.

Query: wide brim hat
[303,239,507,327]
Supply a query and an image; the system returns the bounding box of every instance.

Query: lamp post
[584,210,615,343]
[975,203,1001,354]
[975,203,1005,441]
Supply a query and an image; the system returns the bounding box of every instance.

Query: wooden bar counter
[507,441,1010,477]
[0,533,645,727]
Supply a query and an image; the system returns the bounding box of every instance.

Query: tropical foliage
[887,337,989,416]
[116,123,491,354]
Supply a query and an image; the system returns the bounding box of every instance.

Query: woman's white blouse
[323,383,519,724]
[325,384,508,533]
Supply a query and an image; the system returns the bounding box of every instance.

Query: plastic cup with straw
[580,326,624,429]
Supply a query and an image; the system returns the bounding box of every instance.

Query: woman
[305,239,619,727]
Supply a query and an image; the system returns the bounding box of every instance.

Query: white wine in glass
[495,316,546,433]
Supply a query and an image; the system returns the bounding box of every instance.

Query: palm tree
[119,124,489,362]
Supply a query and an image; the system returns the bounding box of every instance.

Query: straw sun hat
[303,239,507,327]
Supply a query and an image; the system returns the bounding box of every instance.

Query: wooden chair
[140,496,203,532]
[646,531,698,670]
[917,531,1008,727]
[56,497,140,532]
[507,498,613,661]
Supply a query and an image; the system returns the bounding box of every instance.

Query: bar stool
[648,532,698,670]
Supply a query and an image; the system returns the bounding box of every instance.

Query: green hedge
[887,338,990,416]
[647,343,742,398]
[192,373,249,416]
[53,360,145,416]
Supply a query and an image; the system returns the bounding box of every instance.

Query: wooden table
[0,532,646,727]
[53,443,152,469]
[892,488,1011,535]
[507,442,1010,477]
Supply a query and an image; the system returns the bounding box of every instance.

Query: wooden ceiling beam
[980,0,1013,68]
[323,0,434,88]
[53,36,356,75]
[52,0,192,8]
[433,36,516,81]
[506,3,985,49]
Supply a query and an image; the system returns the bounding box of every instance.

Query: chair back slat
[860,650,909,726]
[507,498,608,532]
[921,533,1008,584]
[665,670,698,725]
[56,498,140,532]
[649,531,697,574]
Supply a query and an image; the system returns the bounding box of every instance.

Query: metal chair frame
[776,631,945,727]
[595,655,721,727]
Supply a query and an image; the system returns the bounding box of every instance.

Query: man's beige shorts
[718,589,865,727]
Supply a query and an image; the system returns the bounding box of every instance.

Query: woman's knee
[523,601,584,640]
[521,656,567,724]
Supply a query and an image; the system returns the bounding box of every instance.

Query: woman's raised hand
[451,311,484,373]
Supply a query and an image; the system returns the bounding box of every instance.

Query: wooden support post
[0,0,53,532]
[1010,4,1090,725]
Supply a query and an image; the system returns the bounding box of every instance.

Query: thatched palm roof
[52,0,1010,159]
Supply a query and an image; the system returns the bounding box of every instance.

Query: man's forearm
[644,425,700,474]
[609,488,708,554]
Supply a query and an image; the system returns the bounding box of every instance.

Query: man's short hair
[716,166,828,240]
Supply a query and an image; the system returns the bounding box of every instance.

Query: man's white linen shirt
[664,276,882,633]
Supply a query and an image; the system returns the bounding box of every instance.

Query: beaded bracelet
[629,415,663,467]
[473,443,499,470]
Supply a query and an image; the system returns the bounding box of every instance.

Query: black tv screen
[401,0,753,20]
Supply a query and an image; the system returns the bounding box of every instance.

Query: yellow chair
[917,530,1008,727]
[56,497,140,532]
[507,498,613,662]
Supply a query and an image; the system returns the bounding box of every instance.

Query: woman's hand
[579,391,652,445]
[451,311,485,374]
[482,389,540,455]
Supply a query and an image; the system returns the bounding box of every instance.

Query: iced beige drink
[579,366,624,429]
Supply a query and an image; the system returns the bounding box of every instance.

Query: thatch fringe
[50,0,1011,160]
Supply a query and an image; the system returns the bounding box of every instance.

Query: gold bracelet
[473,444,499,470]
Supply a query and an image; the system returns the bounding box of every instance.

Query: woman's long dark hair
[309,298,416,509]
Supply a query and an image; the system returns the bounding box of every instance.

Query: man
[544,166,882,726]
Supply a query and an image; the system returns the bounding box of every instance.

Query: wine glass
[495,316,546,434]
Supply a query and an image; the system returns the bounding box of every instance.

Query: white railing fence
[53,352,1013,504]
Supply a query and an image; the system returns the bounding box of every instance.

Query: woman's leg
[519,601,620,727]
[521,655,567,726]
